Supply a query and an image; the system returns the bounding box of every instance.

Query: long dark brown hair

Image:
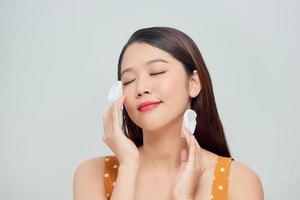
[117,26,232,157]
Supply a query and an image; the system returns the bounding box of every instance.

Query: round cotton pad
[183,109,197,134]
[107,81,123,103]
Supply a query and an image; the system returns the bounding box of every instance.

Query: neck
[138,118,187,171]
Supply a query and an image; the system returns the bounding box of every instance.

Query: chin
[127,104,181,132]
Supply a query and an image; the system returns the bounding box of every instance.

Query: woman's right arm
[102,93,141,199]
[73,92,141,199]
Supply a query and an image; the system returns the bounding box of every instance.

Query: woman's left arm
[229,161,264,200]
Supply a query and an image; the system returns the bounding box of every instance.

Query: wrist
[118,162,139,172]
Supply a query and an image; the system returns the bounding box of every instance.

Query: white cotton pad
[107,81,123,103]
[183,109,197,134]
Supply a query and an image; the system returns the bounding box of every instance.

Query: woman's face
[120,42,199,132]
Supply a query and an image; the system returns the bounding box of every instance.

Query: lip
[137,101,162,111]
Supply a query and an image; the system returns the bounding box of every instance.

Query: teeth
[107,81,123,103]
[183,109,197,134]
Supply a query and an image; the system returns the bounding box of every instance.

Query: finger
[112,94,125,131]
[181,126,192,146]
[181,124,192,135]
[112,99,119,128]
[113,94,124,112]
[192,136,201,152]
[180,148,188,170]
[192,136,202,171]
[118,94,125,110]
[187,135,196,164]
[181,148,188,162]
[103,106,112,133]
[193,136,200,168]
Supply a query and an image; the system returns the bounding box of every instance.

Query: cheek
[123,89,138,116]
[123,93,132,110]
[164,77,190,118]
[157,73,188,101]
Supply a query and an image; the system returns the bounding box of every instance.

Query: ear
[188,70,201,98]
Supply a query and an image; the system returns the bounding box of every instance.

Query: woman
[73,27,264,200]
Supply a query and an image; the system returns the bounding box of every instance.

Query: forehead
[121,42,176,70]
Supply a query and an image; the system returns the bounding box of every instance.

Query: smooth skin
[73,43,264,200]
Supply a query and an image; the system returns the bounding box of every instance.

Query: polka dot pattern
[103,155,234,200]
[211,156,234,200]
[103,155,119,200]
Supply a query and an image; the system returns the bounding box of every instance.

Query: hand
[102,94,140,165]
[172,126,205,199]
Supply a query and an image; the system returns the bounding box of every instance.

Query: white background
[1,0,299,199]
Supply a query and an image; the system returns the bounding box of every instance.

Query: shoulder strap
[211,156,234,200]
[103,155,119,199]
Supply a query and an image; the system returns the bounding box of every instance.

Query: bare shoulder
[73,156,107,200]
[228,160,264,200]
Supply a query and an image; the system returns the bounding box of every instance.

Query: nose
[135,78,151,98]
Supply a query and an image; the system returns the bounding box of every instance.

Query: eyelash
[123,71,166,86]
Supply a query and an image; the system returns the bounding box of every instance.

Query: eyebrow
[120,58,168,78]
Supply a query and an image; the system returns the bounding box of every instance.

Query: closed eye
[150,71,166,76]
[123,71,166,86]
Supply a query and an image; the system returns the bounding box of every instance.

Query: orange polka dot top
[103,155,234,200]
